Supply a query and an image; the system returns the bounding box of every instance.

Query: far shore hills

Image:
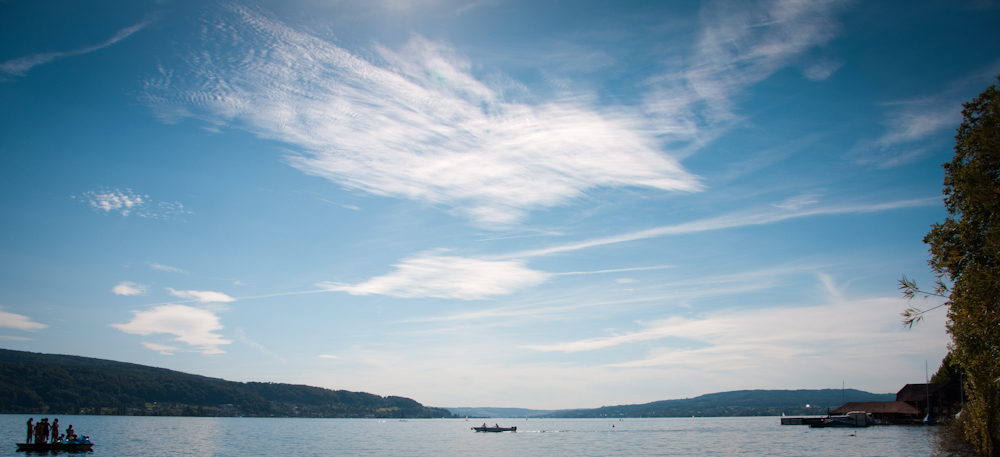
[1,349,891,418]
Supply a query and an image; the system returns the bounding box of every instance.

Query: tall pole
[925,360,931,423]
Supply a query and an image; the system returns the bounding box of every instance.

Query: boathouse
[830,401,921,425]
[897,380,964,417]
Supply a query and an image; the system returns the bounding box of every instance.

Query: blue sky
[1,0,998,409]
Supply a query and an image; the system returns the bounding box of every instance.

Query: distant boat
[472,425,517,432]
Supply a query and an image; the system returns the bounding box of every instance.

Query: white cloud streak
[113,281,148,296]
[0,21,149,78]
[499,198,937,259]
[167,288,236,303]
[143,342,182,355]
[113,304,232,355]
[319,253,550,300]
[552,265,674,276]
[149,262,188,274]
[772,193,819,210]
[143,6,701,227]
[0,311,47,331]
[521,292,948,375]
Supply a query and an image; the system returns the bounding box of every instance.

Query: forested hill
[0,349,453,418]
[545,389,896,418]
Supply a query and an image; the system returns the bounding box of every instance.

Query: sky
[1,0,998,410]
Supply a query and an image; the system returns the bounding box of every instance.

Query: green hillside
[545,389,896,418]
[0,349,452,418]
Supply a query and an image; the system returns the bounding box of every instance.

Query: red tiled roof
[831,401,922,415]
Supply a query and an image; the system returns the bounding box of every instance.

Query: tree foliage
[919,75,1000,456]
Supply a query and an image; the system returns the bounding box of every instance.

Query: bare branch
[898,275,949,328]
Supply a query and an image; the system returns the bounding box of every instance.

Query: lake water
[0,415,935,456]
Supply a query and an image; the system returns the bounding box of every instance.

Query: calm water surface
[1,415,934,456]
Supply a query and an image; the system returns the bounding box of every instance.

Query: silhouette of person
[41,418,50,444]
[25,418,33,444]
[33,421,44,444]
[51,418,59,444]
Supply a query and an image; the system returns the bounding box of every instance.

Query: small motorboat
[17,437,94,452]
[809,411,872,428]
[472,425,517,432]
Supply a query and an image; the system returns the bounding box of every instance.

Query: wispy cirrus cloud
[643,0,849,154]
[143,6,701,227]
[113,304,232,355]
[851,66,1000,168]
[522,280,948,373]
[319,253,550,300]
[851,98,962,168]
[802,59,843,81]
[113,281,148,296]
[1,20,149,79]
[0,310,47,331]
[320,198,933,301]
[167,288,236,303]
[74,188,192,219]
[772,193,819,210]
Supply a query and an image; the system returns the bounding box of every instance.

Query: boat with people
[20,417,92,452]
[472,423,517,432]
[16,437,94,452]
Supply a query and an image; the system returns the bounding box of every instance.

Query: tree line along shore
[0,349,452,418]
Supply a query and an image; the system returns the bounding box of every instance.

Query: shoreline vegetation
[3,349,896,420]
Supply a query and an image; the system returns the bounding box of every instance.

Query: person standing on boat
[51,418,59,444]
[33,420,44,444]
[25,418,33,444]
